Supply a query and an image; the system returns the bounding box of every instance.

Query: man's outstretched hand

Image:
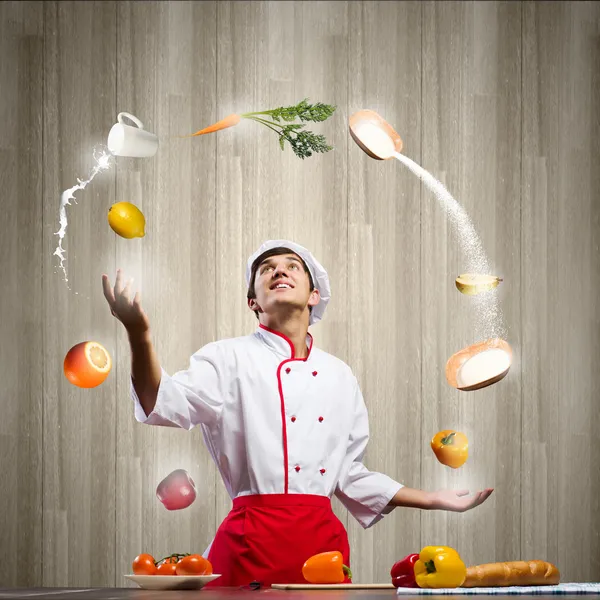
[430,487,494,512]
[102,269,150,338]
[389,485,494,512]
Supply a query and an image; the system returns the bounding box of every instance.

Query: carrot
[183,113,241,137]
[181,100,336,159]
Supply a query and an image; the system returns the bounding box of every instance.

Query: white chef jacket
[131,324,403,529]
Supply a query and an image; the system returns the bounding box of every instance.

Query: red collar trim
[258,323,313,360]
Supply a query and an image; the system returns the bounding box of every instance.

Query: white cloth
[396,583,600,595]
[245,240,331,326]
[132,325,403,529]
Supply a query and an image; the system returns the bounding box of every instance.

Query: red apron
[206,493,351,587]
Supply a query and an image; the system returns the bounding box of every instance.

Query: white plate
[124,574,221,590]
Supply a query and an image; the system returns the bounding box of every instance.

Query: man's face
[248,253,320,320]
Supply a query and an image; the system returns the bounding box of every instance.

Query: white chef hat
[245,239,331,325]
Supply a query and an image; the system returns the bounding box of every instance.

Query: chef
[101,240,493,587]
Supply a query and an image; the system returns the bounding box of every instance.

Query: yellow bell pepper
[414,546,467,588]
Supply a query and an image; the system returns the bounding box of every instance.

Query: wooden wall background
[1,0,599,588]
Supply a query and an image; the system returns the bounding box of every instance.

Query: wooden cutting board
[271,583,395,590]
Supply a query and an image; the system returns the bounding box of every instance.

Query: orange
[63,341,112,388]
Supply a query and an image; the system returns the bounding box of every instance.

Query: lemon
[107,202,146,239]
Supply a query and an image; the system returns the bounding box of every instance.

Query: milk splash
[393,151,506,341]
[54,145,114,291]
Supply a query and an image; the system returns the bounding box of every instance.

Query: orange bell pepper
[431,430,469,468]
[302,551,352,584]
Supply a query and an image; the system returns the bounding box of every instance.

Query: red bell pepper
[391,553,420,588]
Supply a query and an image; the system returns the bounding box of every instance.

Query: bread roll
[462,560,560,587]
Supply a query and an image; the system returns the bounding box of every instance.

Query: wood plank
[348,0,422,584]
[0,0,44,587]
[523,1,600,582]
[42,0,117,586]
[114,0,218,586]
[465,0,522,568]
[554,1,600,583]
[420,0,465,559]
[215,0,349,529]
[289,0,350,529]
[589,3,600,580]
[521,0,562,571]
[421,0,522,568]
[215,0,271,534]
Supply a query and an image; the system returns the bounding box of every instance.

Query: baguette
[461,560,560,588]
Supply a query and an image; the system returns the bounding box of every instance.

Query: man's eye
[290,264,299,270]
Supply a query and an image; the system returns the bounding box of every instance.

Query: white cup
[107,112,158,158]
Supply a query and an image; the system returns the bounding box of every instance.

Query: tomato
[156,562,178,575]
[203,559,213,575]
[175,554,213,576]
[132,554,157,575]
